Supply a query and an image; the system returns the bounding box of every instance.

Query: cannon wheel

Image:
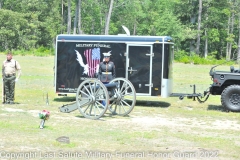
[108,77,136,116]
[76,79,109,119]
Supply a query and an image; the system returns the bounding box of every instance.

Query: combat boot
[9,101,14,104]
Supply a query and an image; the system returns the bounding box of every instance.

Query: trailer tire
[221,85,240,112]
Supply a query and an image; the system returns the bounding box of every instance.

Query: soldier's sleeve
[15,61,21,79]
[16,61,21,70]
[2,62,4,78]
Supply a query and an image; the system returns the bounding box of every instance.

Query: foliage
[4,47,54,56]
[0,9,27,50]
[0,0,240,61]
[175,50,236,65]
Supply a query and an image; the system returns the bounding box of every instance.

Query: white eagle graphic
[75,50,89,75]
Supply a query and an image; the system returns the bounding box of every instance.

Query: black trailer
[54,34,174,98]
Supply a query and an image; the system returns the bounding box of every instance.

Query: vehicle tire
[221,85,240,112]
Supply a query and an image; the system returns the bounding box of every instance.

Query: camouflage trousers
[4,75,16,103]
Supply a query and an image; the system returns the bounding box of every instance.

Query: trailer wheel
[221,85,240,112]
[76,79,109,119]
[108,77,136,116]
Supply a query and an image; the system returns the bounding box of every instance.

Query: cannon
[59,77,136,119]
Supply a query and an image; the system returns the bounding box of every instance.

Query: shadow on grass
[207,105,228,112]
[75,115,86,119]
[75,113,131,120]
[2,102,21,105]
[53,97,170,108]
[135,100,170,108]
[75,115,108,121]
[54,97,75,102]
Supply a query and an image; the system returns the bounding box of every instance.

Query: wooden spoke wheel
[76,79,109,119]
[108,77,136,116]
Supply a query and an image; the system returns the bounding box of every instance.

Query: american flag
[84,48,100,77]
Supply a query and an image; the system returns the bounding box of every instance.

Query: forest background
[0,0,240,64]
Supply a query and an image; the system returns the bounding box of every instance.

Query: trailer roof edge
[56,34,173,43]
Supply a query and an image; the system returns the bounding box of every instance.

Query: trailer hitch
[170,84,210,103]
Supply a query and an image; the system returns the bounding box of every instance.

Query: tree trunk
[203,2,209,59]
[204,29,208,58]
[229,9,235,59]
[77,0,82,34]
[238,13,240,60]
[73,0,78,34]
[190,0,197,54]
[104,0,114,35]
[226,16,230,60]
[133,21,136,35]
[67,0,71,34]
[227,0,235,60]
[61,0,64,34]
[196,0,202,55]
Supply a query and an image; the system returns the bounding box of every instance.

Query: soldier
[2,52,21,104]
[98,52,116,83]
[98,52,116,107]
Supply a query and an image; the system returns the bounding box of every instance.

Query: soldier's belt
[5,73,15,77]
[102,72,112,75]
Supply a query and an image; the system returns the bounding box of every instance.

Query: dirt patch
[3,107,240,131]
[109,115,240,131]
[2,108,24,112]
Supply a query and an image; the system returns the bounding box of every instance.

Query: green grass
[0,54,240,159]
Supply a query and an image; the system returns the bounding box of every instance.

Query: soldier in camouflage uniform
[2,52,21,104]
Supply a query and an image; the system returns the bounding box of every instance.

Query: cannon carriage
[60,77,136,119]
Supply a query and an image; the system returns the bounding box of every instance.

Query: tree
[104,0,114,35]
[174,0,199,53]
[238,13,240,59]
[73,0,78,34]
[73,0,82,34]
[77,0,82,34]
[196,0,230,59]
[0,9,27,50]
[67,0,71,34]
[196,0,202,54]
[0,0,239,61]
[226,0,236,60]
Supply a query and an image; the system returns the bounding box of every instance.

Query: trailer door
[126,44,153,96]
